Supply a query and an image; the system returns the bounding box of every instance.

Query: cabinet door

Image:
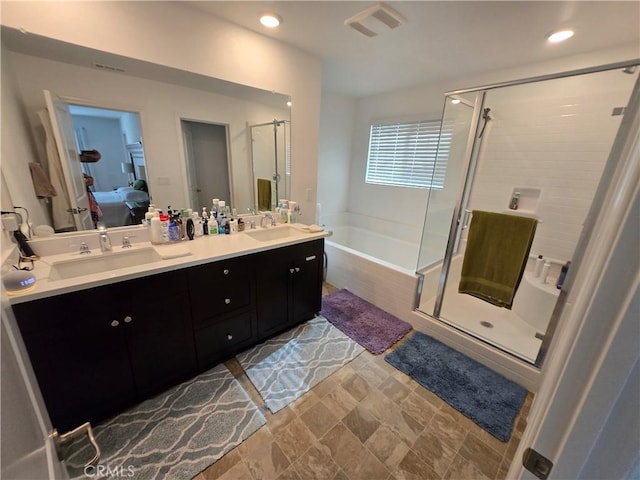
[188,256,254,328]
[291,240,324,324]
[13,287,136,432]
[256,247,291,338]
[124,270,197,396]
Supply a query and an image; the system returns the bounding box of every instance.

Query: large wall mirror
[1,27,291,233]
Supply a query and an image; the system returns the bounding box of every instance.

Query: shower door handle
[461,209,472,230]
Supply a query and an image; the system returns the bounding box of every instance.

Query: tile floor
[195,284,533,480]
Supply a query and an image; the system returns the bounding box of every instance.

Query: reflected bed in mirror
[1,26,291,234]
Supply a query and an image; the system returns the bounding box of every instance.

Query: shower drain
[480,321,494,328]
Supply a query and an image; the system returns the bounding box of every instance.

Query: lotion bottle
[540,261,551,284]
[534,255,544,277]
[209,214,218,235]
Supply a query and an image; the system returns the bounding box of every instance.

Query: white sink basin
[244,225,300,242]
[48,247,162,281]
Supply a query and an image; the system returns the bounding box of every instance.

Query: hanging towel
[459,210,537,309]
[257,178,272,211]
[29,162,57,198]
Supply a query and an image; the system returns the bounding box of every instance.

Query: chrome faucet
[97,224,112,252]
[79,242,91,254]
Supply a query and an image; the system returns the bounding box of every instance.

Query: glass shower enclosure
[249,119,291,212]
[416,60,639,365]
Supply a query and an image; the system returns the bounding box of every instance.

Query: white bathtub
[323,213,421,326]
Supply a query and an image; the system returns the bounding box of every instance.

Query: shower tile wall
[467,71,636,262]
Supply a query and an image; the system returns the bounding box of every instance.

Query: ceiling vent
[345,2,406,38]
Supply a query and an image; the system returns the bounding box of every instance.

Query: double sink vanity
[7,222,327,432]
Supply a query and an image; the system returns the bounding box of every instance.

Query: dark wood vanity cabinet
[13,269,197,431]
[187,256,258,368]
[11,238,324,432]
[256,239,324,337]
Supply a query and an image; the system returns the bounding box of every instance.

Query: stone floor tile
[290,389,321,416]
[319,422,366,470]
[340,372,372,402]
[321,384,359,420]
[412,430,458,478]
[312,375,339,398]
[364,424,411,471]
[300,401,340,439]
[443,453,491,480]
[243,440,291,480]
[341,444,391,480]
[458,432,503,480]
[342,405,381,443]
[378,375,413,404]
[355,360,391,389]
[223,358,246,378]
[332,469,350,480]
[400,391,438,427]
[410,384,444,408]
[292,441,341,480]
[427,411,468,451]
[360,389,423,446]
[330,363,358,384]
[393,449,441,480]
[237,425,274,458]
[274,417,316,464]
[277,465,302,480]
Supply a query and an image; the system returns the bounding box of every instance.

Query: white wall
[320,43,638,251]
[5,51,291,220]
[1,0,322,224]
[317,92,356,222]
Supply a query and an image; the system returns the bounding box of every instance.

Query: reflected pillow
[116,187,148,202]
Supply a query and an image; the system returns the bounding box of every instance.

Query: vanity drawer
[195,310,257,368]
[188,256,256,323]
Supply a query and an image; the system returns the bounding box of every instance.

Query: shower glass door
[418,65,639,365]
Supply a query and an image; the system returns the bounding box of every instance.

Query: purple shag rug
[321,289,412,354]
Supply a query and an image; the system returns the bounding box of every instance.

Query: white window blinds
[365,120,452,189]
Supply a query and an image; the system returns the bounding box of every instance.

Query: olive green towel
[257,178,272,211]
[459,210,537,309]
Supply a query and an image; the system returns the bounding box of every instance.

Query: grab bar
[51,422,101,468]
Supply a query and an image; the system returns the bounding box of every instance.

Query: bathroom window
[366,120,452,189]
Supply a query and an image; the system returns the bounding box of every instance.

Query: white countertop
[3,223,329,304]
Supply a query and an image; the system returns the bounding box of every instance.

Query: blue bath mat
[385,332,527,442]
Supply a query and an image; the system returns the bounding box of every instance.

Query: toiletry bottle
[534,255,544,277]
[186,218,195,240]
[168,218,180,242]
[159,214,170,243]
[212,199,220,218]
[556,261,571,289]
[509,192,520,210]
[192,212,203,237]
[209,214,218,235]
[150,214,162,244]
[540,261,551,284]
[229,218,238,234]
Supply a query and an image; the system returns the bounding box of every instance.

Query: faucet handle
[80,242,91,254]
[122,236,132,248]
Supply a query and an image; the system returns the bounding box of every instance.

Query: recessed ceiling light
[547,29,575,43]
[451,99,461,105]
[260,13,282,28]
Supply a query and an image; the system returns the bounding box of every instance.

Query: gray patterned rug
[237,315,365,413]
[64,364,266,479]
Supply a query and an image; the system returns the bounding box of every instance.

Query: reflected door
[43,90,93,231]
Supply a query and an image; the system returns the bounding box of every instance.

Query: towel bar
[462,209,543,230]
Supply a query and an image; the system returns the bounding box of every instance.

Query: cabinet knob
[225,298,231,305]
[124,316,133,323]
[223,269,230,275]
[295,267,301,273]
[111,320,120,327]
[289,268,295,274]
[226,333,233,341]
